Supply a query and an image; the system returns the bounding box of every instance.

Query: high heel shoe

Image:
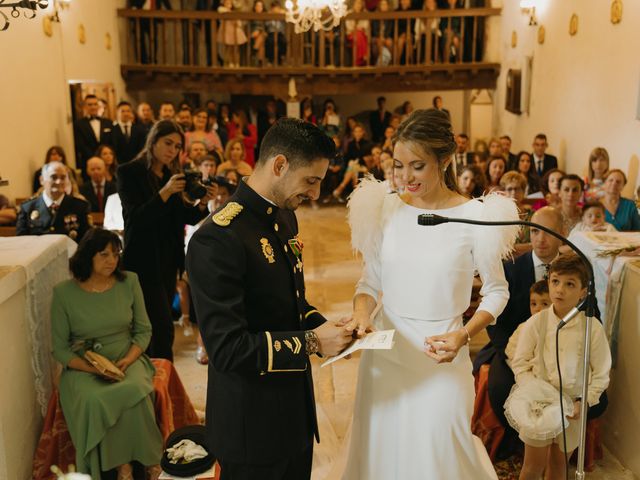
[196,346,209,365]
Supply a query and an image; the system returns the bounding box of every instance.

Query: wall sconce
[47,0,72,23]
[0,0,49,32]
[520,0,538,26]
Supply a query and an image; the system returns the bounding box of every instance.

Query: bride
[342,109,519,479]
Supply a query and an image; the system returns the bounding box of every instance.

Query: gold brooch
[212,202,243,227]
[261,238,276,264]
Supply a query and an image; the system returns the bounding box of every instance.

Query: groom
[187,118,353,480]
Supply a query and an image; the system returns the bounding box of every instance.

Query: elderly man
[17,161,90,242]
[79,157,117,213]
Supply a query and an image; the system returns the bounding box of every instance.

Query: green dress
[51,271,163,479]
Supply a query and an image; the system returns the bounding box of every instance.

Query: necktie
[542,263,550,280]
[96,185,103,212]
[537,159,543,176]
[124,124,130,140]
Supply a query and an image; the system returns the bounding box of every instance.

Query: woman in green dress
[51,228,163,480]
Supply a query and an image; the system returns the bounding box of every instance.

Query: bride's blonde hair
[393,109,460,194]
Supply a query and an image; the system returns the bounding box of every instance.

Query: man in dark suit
[79,157,117,213]
[113,101,147,164]
[369,96,391,143]
[454,133,474,171]
[531,133,558,177]
[473,207,563,440]
[500,135,518,171]
[16,161,90,242]
[73,94,114,177]
[186,119,352,480]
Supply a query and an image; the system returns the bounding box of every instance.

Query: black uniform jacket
[16,194,90,242]
[186,180,327,466]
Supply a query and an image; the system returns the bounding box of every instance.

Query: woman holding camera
[52,228,162,480]
[117,120,215,361]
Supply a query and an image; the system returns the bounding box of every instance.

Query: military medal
[260,238,276,263]
[287,236,304,257]
[30,210,40,220]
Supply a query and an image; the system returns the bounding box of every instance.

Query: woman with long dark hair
[96,144,119,182]
[117,120,215,360]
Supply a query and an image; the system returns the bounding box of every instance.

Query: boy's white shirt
[510,306,611,406]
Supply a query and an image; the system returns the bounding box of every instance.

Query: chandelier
[284,0,347,34]
[0,0,49,32]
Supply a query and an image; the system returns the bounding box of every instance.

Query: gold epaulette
[212,202,243,227]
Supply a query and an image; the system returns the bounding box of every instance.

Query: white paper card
[321,329,395,367]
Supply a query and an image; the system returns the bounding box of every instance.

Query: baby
[569,201,616,237]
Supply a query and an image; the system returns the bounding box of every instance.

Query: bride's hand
[343,311,376,338]
[424,329,468,364]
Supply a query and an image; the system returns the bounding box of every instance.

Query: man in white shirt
[531,133,558,177]
[79,157,117,213]
[16,162,90,241]
[113,101,147,164]
[73,94,114,178]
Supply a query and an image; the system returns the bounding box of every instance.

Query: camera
[183,169,213,200]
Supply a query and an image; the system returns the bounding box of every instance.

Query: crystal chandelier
[284,0,348,34]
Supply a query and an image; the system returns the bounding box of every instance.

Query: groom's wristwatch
[305,330,320,356]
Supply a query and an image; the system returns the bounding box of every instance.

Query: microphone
[417,214,449,226]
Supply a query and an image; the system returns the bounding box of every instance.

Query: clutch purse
[84,350,125,382]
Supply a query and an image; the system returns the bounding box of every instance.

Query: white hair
[41,161,67,179]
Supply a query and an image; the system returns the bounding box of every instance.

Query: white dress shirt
[531,250,555,282]
[89,117,101,142]
[42,191,64,209]
[533,154,544,174]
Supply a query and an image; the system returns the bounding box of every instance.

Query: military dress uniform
[186,180,327,480]
[16,194,90,242]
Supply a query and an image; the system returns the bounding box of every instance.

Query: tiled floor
[173,205,633,479]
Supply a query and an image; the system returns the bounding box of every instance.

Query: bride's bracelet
[461,326,471,345]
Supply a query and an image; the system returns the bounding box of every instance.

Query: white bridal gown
[343,178,519,480]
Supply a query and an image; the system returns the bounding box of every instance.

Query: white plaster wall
[0,0,127,201]
[492,0,640,192]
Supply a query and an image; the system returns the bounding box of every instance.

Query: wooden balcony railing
[117,7,501,93]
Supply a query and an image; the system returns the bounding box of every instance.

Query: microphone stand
[418,213,597,480]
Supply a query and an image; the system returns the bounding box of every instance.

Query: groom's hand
[313,322,353,357]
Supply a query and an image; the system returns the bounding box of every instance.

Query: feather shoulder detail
[474,192,521,260]
[347,176,397,260]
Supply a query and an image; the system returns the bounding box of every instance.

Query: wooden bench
[0,226,16,237]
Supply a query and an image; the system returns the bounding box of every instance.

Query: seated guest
[33,146,78,194]
[531,133,558,177]
[584,147,610,202]
[51,228,163,480]
[485,156,507,193]
[515,151,541,196]
[500,171,533,256]
[457,164,486,198]
[601,169,640,231]
[79,157,117,213]
[226,109,258,166]
[184,140,208,169]
[0,193,16,225]
[17,161,90,242]
[473,207,563,456]
[224,168,242,186]
[487,137,503,158]
[175,107,193,132]
[508,254,611,480]
[532,168,565,210]
[501,135,517,171]
[558,174,584,234]
[568,202,617,239]
[217,138,254,177]
[113,101,147,164]
[454,133,474,171]
[96,144,119,182]
[186,108,223,155]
